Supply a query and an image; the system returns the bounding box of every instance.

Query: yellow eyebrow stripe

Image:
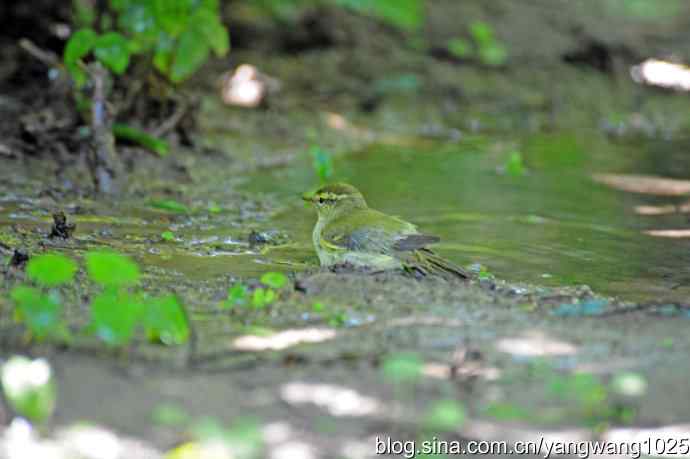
[316,192,347,200]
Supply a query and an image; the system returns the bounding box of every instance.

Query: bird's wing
[323,226,393,254]
[323,210,439,254]
[392,234,440,251]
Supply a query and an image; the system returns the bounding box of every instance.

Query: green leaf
[116,1,158,51]
[224,282,247,308]
[26,253,77,287]
[309,146,333,183]
[328,311,348,327]
[251,288,275,309]
[151,403,189,426]
[94,32,131,74]
[423,399,465,432]
[197,0,220,11]
[64,28,97,63]
[109,0,131,12]
[148,199,189,213]
[381,352,423,385]
[90,289,143,346]
[64,28,97,87]
[479,43,508,67]
[113,123,169,156]
[447,37,472,58]
[338,0,423,31]
[260,272,288,289]
[154,0,193,37]
[170,26,210,83]
[192,9,229,56]
[469,21,494,45]
[371,0,422,30]
[485,402,530,421]
[144,295,189,345]
[504,152,526,177]
[153,33,175,74]
[161,230,175,241]
[11,286,63,339]
[73,0,97,27]
[85,250,140,287]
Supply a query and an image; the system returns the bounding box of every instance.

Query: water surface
[247,131,690,302]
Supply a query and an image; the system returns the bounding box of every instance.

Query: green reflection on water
[246,131,690,302]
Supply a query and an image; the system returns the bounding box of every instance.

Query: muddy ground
[1,1,690,458]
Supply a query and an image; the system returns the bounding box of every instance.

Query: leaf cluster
[64,0,230,86]
[10,251,189,348]
[448,21,508,67]
[222,272,289,310]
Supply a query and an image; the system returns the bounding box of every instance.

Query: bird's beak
[301,191,315,204]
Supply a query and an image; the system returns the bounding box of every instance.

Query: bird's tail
[405,249,469,280]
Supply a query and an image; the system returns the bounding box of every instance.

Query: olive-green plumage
[303,183,468,279]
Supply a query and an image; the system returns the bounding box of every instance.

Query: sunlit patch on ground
[631,59,690,92]
[0,419,162,459]
[280,382,382,417]
[495,331,578,357]
[232,328,337,351]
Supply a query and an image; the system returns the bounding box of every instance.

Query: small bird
[303,183,468,279]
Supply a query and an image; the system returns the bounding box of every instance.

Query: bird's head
[302,183,368,221]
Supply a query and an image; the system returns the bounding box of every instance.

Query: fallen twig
[152,98,188,137]
[18,38,59,67]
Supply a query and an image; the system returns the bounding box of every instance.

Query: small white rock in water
[631,58,690,91]
[610,372,647,398]
[1,356,52,394]
[1,356,56,423]
[220,64,281,108]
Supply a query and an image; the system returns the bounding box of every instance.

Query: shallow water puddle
[1,131,689,303]
[245,131,690,302]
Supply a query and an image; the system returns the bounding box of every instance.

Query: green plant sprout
[309,146,334,184]
[336,0,423,31]
[86,250,140,287]
[148,199,190,214]
[60,0,230,190]
[64,0,229,86]
[151,402,190,427]
[381,352,423,385]
[11,253,77,340]
[26,253,78,287]
[486,364,643,426]
[422,399,466,433]
[112,123,170,156]
[251,288,276,309]
[448,21,508,67]
[259,272,288,289]
[9,250,190,349]
[221,272,288,310]
[504,151,527,176]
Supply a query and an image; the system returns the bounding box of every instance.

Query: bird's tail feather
[406,249,469,279]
